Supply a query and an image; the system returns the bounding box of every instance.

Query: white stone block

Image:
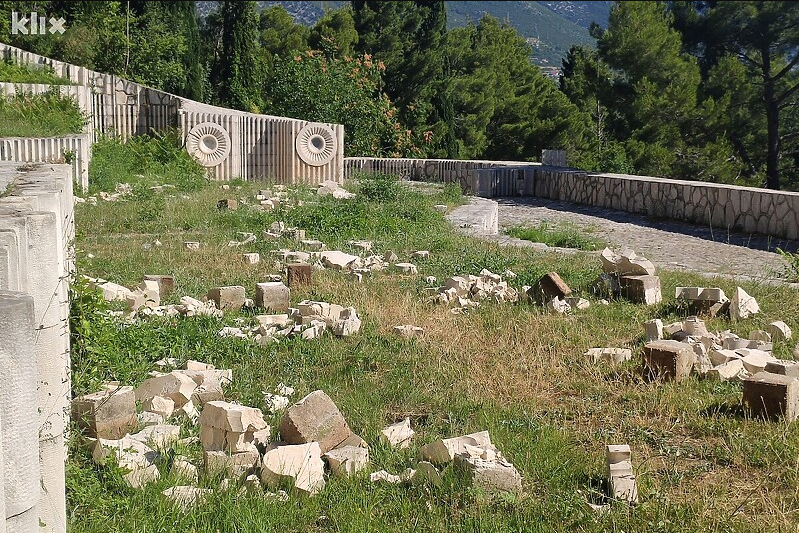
[380,418,415,449]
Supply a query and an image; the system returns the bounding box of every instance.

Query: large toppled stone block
[606,445,638,504]
[135,371,198,407]
[279,390,351,454]
[642,340,695,382]
[743,372,799,421]
[261,442,326,495]
[380,418,415,449]
[255,281,290,312]
[730,287,759,321]
[72,386,138,439]
[706,359,747,382]
[419,430,494,465]
[199,401,269,434]
[129,424,181,448]
[535,272,572,301]
[92,435,160,488]
[620,275,662,305]
[286,263,312,286]
[454,448,522,494]
[601,248,656,276]
[206,286,246,311]
[323,446,370,477]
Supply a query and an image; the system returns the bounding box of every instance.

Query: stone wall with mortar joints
[1,42,344,185]
[0,161,74,533]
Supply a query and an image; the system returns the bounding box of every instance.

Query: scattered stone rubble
[429,269,519,313]
[317,180,356,200]
[598,247,661,305]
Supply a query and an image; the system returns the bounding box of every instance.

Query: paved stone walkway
[452,196,798,283]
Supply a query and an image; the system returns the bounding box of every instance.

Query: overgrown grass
[0,88,86,137]
[506,221,607,250]
[87,130,208,194]
[70,175,799,531]
[0,58,73,84]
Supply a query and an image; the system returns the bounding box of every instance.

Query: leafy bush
[356,172,402,202]
[0,58,73,84]
[0,88,86,137]
[88,130,208,193]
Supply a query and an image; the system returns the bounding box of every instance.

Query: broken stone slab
[643,319,664,342]
[205,447,261,478]
[606,445,638,504]
[536,272,572,301]
[142,395,175,419]
[545,296,571,314]
[279,390,351,454]
[620,275,662,305]
[199,401,268,433]
[255,281,290,313]
[162,486,211,510]
[743,372,799,421]
[300,239,326,251]
[454,450,523,494]
[411,250,430,259]
[172,459,199,483]
[706,359,747,382]
[767,321,792,342]
[323,446,369,477]
[261,442,326,495]
[138,411,164,427]
[72,386,138,439]
[564,297,590,310]
[393,325,424,338]
[129,424,181,448]
[135,371,198,407]
[348,240,373,252]
[380,418,415,449]
[242,253,260,265]
[730,287,759,320]
[601,247,655,276]
[370,470,402,484]
[738,349,776,374]
[394,263,418,275]
[206,286,246,311]
[286,263,312,286]
[331,307,361,337]
[585,348,633,365]
[419,430,494,465]
[143,274,175,295]
[765,360,799,377]
[95,280,133,302]
[200,425,261,454]
[320,251,362,270]
[642,340,695,382]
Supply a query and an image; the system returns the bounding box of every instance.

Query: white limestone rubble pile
[430,269,519,311]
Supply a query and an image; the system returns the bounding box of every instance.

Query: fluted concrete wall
[0,135,90,191]
[0,161,73,532]
[1,42,345,185]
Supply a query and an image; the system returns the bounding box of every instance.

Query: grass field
[69,168,799,532]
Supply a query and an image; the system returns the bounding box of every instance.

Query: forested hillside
[2,1,797,190]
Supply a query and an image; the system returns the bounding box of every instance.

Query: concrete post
[0,291,39,533]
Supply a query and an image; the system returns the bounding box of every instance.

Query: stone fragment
[424,276,437,285]
[331,307,361,337]
[642,340,695,382]
[217,199,237,210]
[348,240,372,252]
[95,281,133,302]
[162,486,211,510]
[564,297,590,310]
[279,390,351,453]
[393,325,424,338]
[300,239,326,251]
[260,442,326,495]
[742,372,799,421]
[199,401,269,433]
[585,348,632,365]
[411,461,442,487]
[620,275,662,305]
[129,424,181,448]
[730,287,759,320]
[419,430,493,465]
[370,470,402,484]
[767,321,792,342]
[242,253,260,265]
[135,371,198,407]
[263,393,290,413]
[321,250,362,270]
[323,446,369,477]
[394,262,418,274]
[765,360,799,377]
[204,447,261,478]
[545,296,570,314]
[142,395,175,419]
[206,286,246,311]
[454,451,523,494]
[706,359,747,382]
[286,263,312,286]
[143,274,175,295]
[738,349,776,374]
[643,319,663,342]
[411,250,430,259]
[138,411,164,427]
[380,417,414,449]
[434,204,448,213]
[255,281,290,312]
[172,459,199,483]
[749,330,772,342]
[606,445,638,504]
[384,251,399,262]
[536,272,572,300]
[72,386,138,439]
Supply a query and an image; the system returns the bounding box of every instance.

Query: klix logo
[10,11,67,35]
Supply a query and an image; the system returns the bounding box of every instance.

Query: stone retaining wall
[0,161,74,533]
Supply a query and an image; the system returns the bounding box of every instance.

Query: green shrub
[88,130,208,193]
[356,172,402,202]
[0,88,86,137]
[0,58,73,84]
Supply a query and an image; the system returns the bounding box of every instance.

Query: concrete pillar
[0,291,39,532]
[0,405,5,533]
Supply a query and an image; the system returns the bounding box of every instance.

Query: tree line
[1,1,797,189]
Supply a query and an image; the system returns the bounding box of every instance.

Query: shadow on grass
[700,401,746,420]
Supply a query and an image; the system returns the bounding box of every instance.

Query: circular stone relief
[295,123,337,167]
[186,122,231,167]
